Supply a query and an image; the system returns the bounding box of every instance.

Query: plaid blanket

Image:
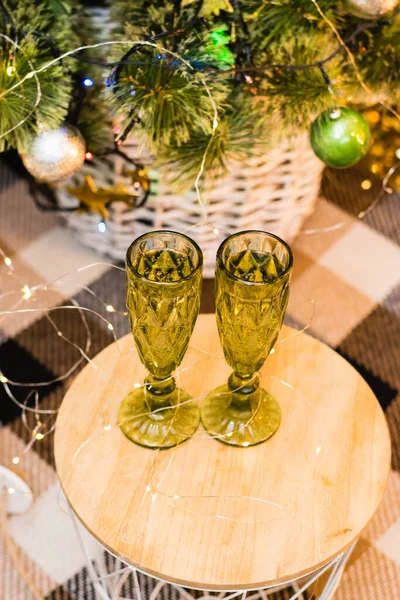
[0,159,399,599]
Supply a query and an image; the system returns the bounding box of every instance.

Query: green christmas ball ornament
[310,107,371,168]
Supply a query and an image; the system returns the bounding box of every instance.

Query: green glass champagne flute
[201,231,293,447]
[118,231,203,449]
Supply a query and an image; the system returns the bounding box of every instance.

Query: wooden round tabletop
[55,314,391,591]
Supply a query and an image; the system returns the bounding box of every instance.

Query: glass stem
[144,374,176,411]
[228,372,259,410]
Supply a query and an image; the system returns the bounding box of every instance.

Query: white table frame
[70,507,355,600]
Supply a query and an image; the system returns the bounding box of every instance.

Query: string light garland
[1,5,397,79]
[0,10,397,600]
[0,0,398,201]
[0,2,396,233]
[0,33,42,140]
[0,39,218,223]
[0,0,396,530]
[0,242,316,459]
[0,4,392,475]
[310,0,400,122]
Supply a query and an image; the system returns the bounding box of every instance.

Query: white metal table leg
[111,569,132,600]
[319,543,355,600]
[149,581,167,600]
[71,511,112,600]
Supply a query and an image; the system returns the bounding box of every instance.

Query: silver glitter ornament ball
[22,125,86,183]
[346,0,398,18]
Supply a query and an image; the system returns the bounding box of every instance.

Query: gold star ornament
[67,175,135,220]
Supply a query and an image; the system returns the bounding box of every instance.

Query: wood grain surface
[55,315,391,590]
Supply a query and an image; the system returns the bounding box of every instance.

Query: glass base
[118,387,200,449]
[201,385,281,447]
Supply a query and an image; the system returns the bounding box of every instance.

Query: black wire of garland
[63,8,400,145]
[1,0,398,76]
[63,11,400,73]
[1,0,398,121]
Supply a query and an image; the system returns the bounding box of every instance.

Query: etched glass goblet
[201,231,293,447]
[118,231,203,448]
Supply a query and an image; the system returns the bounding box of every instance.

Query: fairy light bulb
[22,285,31,300]
[367,110,380,124]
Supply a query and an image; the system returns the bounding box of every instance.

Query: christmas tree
[1,0,400,186]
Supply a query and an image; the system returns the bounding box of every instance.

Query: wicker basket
[56,133,324,277]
